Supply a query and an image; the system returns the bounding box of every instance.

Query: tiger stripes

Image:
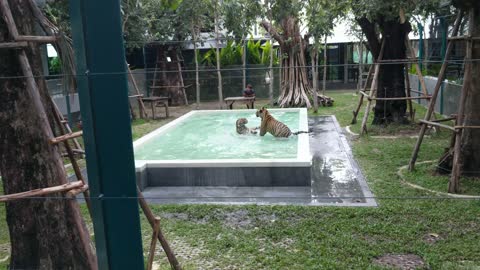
[255,107,293,138]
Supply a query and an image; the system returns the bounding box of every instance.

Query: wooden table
[141,96,169,119]
[224,96,255,109]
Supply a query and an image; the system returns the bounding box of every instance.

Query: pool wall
[134,109,311,190]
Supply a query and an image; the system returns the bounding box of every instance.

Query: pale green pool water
[134,111,300,160]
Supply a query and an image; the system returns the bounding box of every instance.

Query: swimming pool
[134,108,311,189]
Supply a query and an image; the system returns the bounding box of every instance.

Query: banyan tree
[261,1,313,107]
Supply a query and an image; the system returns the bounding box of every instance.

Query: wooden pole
[322,35,327,97]
[269,38,274,106]
[193,24,200,109]
[351,64,374,124]
[311,48,319,112]
[0,181,83,202]
[176,53,188,105]
[360,39,385,135]
[127,64,147,118]
[449,9,474,193]
[147,217,161,270]
[138,188,182,270]
[357,38,363,94]
[408,11,463,170]
[50,131,83,144]
[405,64,415,122]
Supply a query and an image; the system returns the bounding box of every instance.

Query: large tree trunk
[0,1,96,269]
[461,6,480,175]
[153,45,187,106]
[261,18,312,107]
[357,17,410,124]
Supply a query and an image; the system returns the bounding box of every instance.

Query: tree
[306,0,348,112]
[173,0,212,108]
[442,0,480,189]
[259,0,313,107]
[223,0,262,90]
[351,0,441,124]
[0,0,95,268]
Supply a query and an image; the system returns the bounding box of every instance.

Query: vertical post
[245,40,249,85]
[440,17,447,115]
[269,38,274,106]
[69,1,145,269]
[322,35,327,96]
[214,0,223,109]
[358,38,363,94]
[343,44,348,84]
[417,22,423,103]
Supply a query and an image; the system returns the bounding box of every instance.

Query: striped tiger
[255,107,309,138]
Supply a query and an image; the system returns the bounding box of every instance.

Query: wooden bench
[141,96,169,119]
[224,96,255,109]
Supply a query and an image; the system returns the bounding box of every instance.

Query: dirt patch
[373,254,427,270]
[220,209,252,230]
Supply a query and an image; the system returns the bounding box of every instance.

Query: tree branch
[261,20,284,46]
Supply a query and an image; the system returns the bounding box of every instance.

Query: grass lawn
[1,90,479,269]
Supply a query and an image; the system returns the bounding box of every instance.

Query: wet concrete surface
[139,116,376,206]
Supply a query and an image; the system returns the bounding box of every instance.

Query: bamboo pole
[322,35,327,96]
[50,131,83,145]
[147,217,161,270]
[193,24,200,109]
[405,64,415,122]
[127,64,147,118]
[269,38,274,106]
[0,41,28,48]
[449,9,474,193]
[311,48,319,112]
[419,119,456,131]
[360,39,385,135]
[351,64,374,124]
[15,35,56,43]
[137,188,182,270]
[0,181,83,202]
[0,0,20,38]
[408,11,463,171]
[49,98,92,211]
[176,53,188,106]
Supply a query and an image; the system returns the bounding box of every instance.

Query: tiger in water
[236,118,259,135]
[255,107,309,138]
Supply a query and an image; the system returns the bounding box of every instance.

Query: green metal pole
[69,1,145,269]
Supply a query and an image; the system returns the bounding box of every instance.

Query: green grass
[1,90,479,269]
[402,162,480,196]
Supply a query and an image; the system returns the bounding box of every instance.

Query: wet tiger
[236,118,259,135]
[255,107,309,138]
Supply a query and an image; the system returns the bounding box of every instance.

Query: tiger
[236,118,259,135]
[255,107,309,138]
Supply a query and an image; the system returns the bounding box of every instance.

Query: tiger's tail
[292,131,310,135]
